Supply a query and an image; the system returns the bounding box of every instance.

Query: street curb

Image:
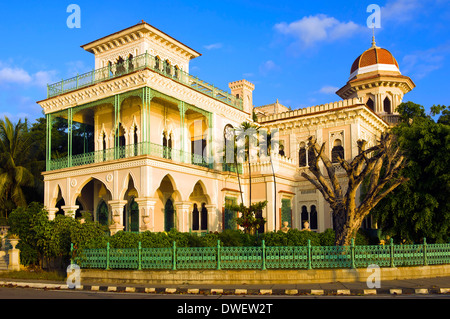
[1,281,450,296]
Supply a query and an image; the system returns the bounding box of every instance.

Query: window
[116,56,125,75]
[128,54,134,72]
[331,139,344,163]
[366,97,374,111]
[200,203,208,231]
[155,56,160,70]
[279,140,285,156]
[299,142,307,167]
[224,197,237,230]
[300,205,318,230]
[281,198,292,228]
[162,131,172,159]
[133,126,138,156]
[192,203,199,231]
[164,60,171,75]
[383,97,391,114]
[174,66,179,79]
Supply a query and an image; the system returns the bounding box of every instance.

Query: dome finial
[371,27,377,48]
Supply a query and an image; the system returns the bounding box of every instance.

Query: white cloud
[381,0,422,23]
[0,64,57,87]
[318,85,339,95]
[274,14,363,47]
[0,67,32,84]
[259,60,280,76]
[203,43,223,50]
[401,43,450,79]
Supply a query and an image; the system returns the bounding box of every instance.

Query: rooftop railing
[47,53,243,110]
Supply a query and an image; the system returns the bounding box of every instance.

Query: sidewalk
[1,276,450,296]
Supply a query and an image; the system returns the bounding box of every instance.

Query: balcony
[48,142,215,171]
[380,114,400,125]
[46,53,243,110]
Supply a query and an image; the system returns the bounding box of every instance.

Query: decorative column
[178,100,186,161]
[205,204,219,232]
[135,197,157,232]
[46,207,59,221]
[108,200,127,235]
[61,205,79,219]
[174,202,191,232]
[67,108,73,167]
[45,113,52,171]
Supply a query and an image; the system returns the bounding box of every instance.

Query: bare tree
[301,132,407,246]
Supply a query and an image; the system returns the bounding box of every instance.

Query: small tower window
[366,97,375,111]
[384,97,391,114]
[331,139,344,163]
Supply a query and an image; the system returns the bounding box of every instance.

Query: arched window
[155,56,160,70]
[201,203,208,231]
[164,60,171,75]
[366,97,375,111]
[331,139,344,163]
[383,97,391,114]
[174,66,179,79]
[102,132,107,161]
[299,142,307,167]
[133,126,138,156]
[116,56,125,75]
[308,146,316,168]
[192,203,199,231]
[301,206,308,229]
[96,200,109,226]
[310,205,318,230]
[128,54,134,72]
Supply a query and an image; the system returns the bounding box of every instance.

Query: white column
[46,207,59,221]
[174,202,191,232]
[61,205,79,219]
[135,197,157,232]
[108,200,127,235]
[205,204,218,232]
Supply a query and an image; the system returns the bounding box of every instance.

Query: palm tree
[0,116,34,217]
[260,128,279,231]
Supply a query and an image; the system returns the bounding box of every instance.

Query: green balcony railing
[47,52,243,110]
[48,141,214,171]
[73,238,450,271]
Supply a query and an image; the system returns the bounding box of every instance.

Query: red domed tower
[336,36,415,125]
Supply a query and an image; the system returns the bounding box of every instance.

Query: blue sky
[0,0,449,123]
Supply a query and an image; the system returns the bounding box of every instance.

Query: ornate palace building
[38,22,414,235]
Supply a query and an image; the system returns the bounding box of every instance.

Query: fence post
[262,240,266,270]
[390,238,395,268]
[307,239,312,270]
[138,241,142,270]
[351,238,356,269]
[172,241,177,270]
[106,242,110,270]
[423,237,427,266]
[217,240,221,270]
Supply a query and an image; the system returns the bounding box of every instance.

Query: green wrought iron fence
[47,52,243,110]
[73,238,450,271]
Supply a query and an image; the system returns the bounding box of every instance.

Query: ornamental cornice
[38,69,248,123]
[260,105,387,134]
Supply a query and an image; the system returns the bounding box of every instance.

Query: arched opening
[122,175,139,232]
[164,60,171,75]
[310,205,318,230]
[164,198,174,232]
[299,142,307,167]
[301,206,308,229]
[155,175,180,232]
[331,139,344,163]
[189,181,210,232]
[96,200,109,226]
[133,125,138,156]
[189,120,207,165]
[384,97,391,114]
[116,56,125,75]
[155,56,161,70]
[128,54,134,72]
[366,97,375,111]
[162,131,172,159]
[76,178,112,225]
